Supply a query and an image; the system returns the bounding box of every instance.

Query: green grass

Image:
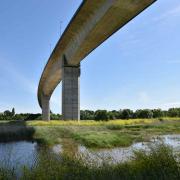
[1,144,180,180]
[72,131,134,148]
[0,118,180,148]
[29,119,180,148]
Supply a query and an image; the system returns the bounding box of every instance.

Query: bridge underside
[38,0,156,120]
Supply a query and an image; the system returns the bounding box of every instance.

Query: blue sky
[0,0,180,113]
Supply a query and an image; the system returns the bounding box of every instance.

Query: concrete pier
[62,62,80,120]
[41,94,50,121]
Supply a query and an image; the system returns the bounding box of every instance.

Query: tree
[108,111,115,120]
[80,110,95,120]
[168,108,180,117]
[94,110,109,121]
[135,109,153,119]
[121,109,133,119]
[109,110,121,119]
[12,108,15,116]
[4,110,12,117]
[152,109,163,118]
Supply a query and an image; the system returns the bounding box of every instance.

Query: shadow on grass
[0,120,35,142]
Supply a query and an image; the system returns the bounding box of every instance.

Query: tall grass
[0,144,179,180]
[27,118,180,127]
[27,119,155,126]
[71,131,134,148]
[1,120,179,148]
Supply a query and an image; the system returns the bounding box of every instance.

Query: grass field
[0,118,179,148]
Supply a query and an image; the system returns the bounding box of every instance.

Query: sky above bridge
[0,0,180,113]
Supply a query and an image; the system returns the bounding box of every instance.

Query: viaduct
[38,0,156,121]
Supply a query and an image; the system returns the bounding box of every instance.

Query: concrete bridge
[38,0,156,121]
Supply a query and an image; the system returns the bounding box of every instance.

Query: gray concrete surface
[41,94,50,121]
[62,60,80,120]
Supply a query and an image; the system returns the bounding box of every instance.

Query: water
[0,135,179,170]
[0,141,38,173]
[53,134,180,164]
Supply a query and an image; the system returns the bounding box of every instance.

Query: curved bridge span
[38,0,156,120]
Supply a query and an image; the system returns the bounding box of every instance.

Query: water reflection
[52,139,79,156]
[0,141,38,175]
[53,134,180,164]
[0,134,179,171]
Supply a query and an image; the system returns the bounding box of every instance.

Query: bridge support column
[41,95,50,121]
[62,63,80,120]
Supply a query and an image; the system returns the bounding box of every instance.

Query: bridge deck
[38,0,156,108]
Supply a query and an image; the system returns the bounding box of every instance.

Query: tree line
[1,107,180,121]
[0,108,61,121]
[81,108,180,121]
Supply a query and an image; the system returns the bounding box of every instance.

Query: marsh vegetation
[0,118,180,179]
[0,118,180,148]
[28,118,180,148]
[0,143,180,180]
